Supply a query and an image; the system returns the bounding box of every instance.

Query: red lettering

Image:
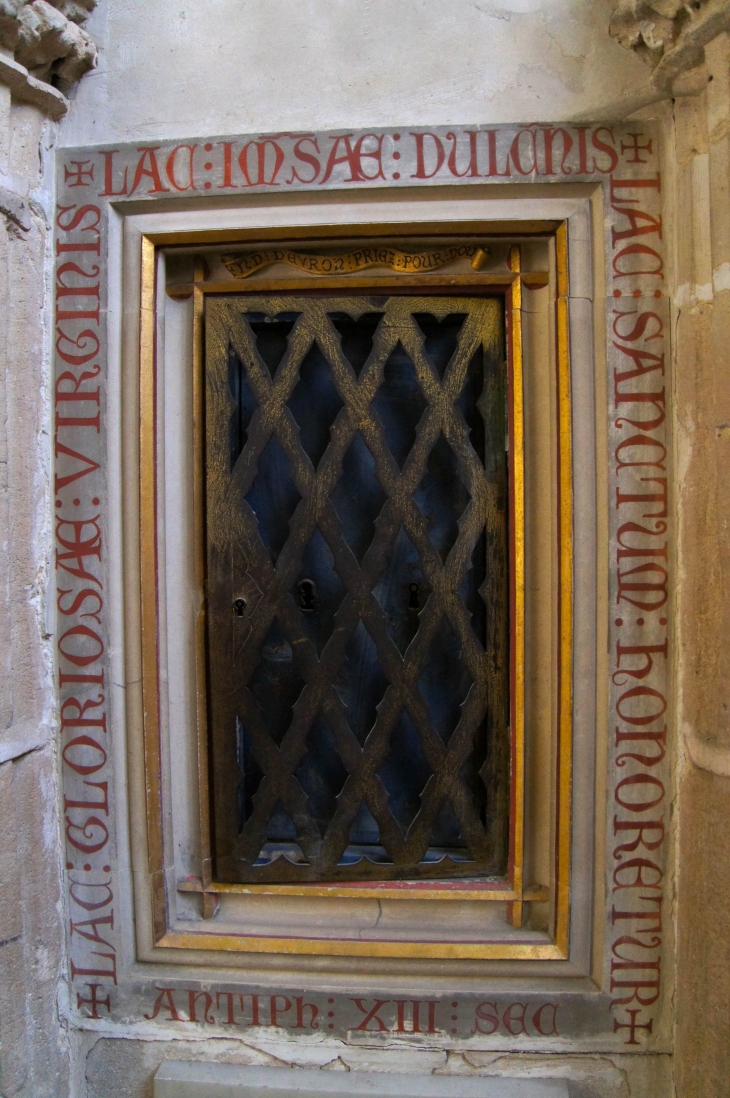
[613,817,665,856]
[351,998,390,1031]
[612,309,663,343]
[615,774,665,813]
[55,442,102,492]
[293,996,319,1029]
[473,1001,499,1035]
[56,204,101,235]
[410,132,445,180]
[542,128,573,175]
[55,327,100,367]
[62,735,107,775]
[56,239,100,256]
[70,952,117,984]
[238,139,285,187]
[613,859,663,891]
[576,127,589,174]
[446,131,479,177]
[269,994,292,1027]
[610,970,660,1008]
[286,135,321,184]
[100,150,128,196]
[485,130,510,177]
[613,243,664,280]
[614,1009,653,1044]
[70,913,114,949]
[615,477,667,519]
[532,1002,560,1036]
[611,206,662,246]
[503,1002,529,1036]
[188,990,215,1024]
[618,520,667,546]
[57,589,103,624]
[145,987,183,1021]
[591,127,619,173]
[216,991,244,1025]
[614,344,664,384]
[68,876,114,911]
[618,562,669,610]
[217,141,236,189]
[166,144,197,191]
[60,695,106,733]
[65,814,109,853]
[616,435,666,472]
[64,779,108,815]
[616,727,667,768]
[58,625,104,666]
[616,686,667,726]
[613,642,668,685]
[129,147,170,195]
[509,129,538,175]
[60,670,105,688]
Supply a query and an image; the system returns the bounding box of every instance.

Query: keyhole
[298,578,316,613]
[233,597,246,617]
[408,582,420,611]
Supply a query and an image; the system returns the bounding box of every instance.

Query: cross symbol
[613,1009,652,1045]
[620,134,653,164]
[77,982,111,1019]
[64,160,95,187]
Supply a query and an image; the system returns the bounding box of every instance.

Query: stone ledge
[154,1063,569,1098]
[610,0,730,96]
[0,50,67,117]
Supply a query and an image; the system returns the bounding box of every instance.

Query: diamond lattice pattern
[205,295,508,883]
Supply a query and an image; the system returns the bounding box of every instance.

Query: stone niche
[51,122,672,1098]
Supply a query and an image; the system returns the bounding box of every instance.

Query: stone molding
[610,0,730,94]
[0,0,97,116]
[0,48,68,117]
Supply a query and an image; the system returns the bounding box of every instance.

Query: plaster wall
[58,0,655,149]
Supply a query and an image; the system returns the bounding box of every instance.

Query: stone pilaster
[0,5,98,1096]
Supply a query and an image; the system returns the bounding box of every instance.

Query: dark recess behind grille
[205,293,509,884]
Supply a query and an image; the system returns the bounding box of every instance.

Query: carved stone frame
[55,125,671,1049]
[133,218,572,961]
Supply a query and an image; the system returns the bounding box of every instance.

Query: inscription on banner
[221,243,486,278]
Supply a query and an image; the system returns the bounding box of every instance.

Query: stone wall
[0,86,69,1096]
[671,29,730,1098]
[1,1,730,1095]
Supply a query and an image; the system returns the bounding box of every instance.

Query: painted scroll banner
[222,243,489,278]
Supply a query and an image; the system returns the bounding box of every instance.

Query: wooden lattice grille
[204,294,509,883]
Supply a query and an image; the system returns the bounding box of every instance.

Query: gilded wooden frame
[138,222,572,959]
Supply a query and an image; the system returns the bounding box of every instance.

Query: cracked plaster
[59,0,656,148]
